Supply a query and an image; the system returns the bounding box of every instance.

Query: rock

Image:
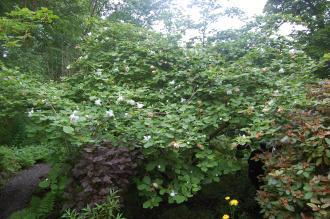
[0,163,51,219]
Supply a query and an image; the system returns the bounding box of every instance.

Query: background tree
[264,0,330,59]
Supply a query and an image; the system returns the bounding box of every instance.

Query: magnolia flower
[171,141,180,149]
[169,80,175,85]
[277,106,284,113]
[226,90,233,95]
[105,109,114,117]
[136,102,144,109]
[95,99,102,106]
[278,68,285,73]
[70,110,79,124]
[273,90,280,96]
[289,49,297,56]
[170,190,177,197]
[262,107,270,113]
[144,135,151,141]
[117,95,124,102]
[95,69,102,76]
[3,51,8,58]
[127,99,136,106]
[234,87,240,92]
[280,136,290,143]
[267,99,275,105]
[87,32,92,36]
[261,67,268,73]
[28,108,34,117]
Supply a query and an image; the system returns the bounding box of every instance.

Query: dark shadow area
[123,168,261,219]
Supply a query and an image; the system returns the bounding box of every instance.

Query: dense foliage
[0,0,329,218]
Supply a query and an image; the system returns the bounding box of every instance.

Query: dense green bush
[3,20,318,210]
[0,1,328,218]
[0,145,50,185]
[257,81,330,218]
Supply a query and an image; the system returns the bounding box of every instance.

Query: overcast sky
[169,0,267,41]
[176,0,267,28]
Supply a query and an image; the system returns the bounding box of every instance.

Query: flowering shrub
[0,20,322,210]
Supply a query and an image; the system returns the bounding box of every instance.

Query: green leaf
[174,195,186,204]
[39,179,50,188]
[304,192,313,200]
[63,126,74,134]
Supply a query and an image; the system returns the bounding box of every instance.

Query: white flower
[127,99,136,106]
[95,69,102,76]
[144,135,151,141]
[289,49,297,56]
[87,32,92,36]
[262,107,270,113]
[278,68,285,73]
[149,51,156,55]
[117,95,124,102]
[95,99,102,106]
[3,51,8,58]
[234,87,240,92]
[172,142,180,149]
[157,165,161,169]
[267,99,275,105]
[226,89,232,95]
[152,183,158,188]
[136,102,144,109]
[66,65,71,70]
[273,90,280,96]
[181,98,186,103]
[124,113,129,117]
[28,108,34,117]
[70,111,79,124]
[169,80,175,85]
[125,66,130,72]
[280,136,290,143]
[170,190,177,197]
[103,27,109,31]
[105,109,114,117]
